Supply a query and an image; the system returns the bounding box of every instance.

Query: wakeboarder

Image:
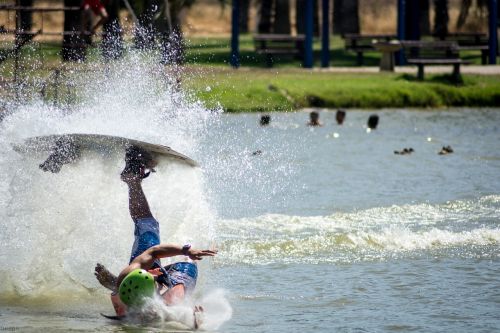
[93,147,216,326]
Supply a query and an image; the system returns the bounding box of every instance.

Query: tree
[19,0,33,32]
[433,0,449,39]
[296,0,320,36]
[61,0,86,62]
[257,0,273,33]
[456,0,488,29]
[133,0,156,49]
[274,0,291,34]
[239,0,251,33]
[333,0,359,35]
[102,0,123,60]
[420,0,431,36]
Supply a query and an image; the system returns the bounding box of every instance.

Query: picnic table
[401,40,470,82]
[253,34,305,67]
[435,32,489,64]
[344,34,398,65]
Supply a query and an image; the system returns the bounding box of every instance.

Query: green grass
[184,34,489,67]
[184,69,500,112]
[1,36,498,111]
[0,34,489,71]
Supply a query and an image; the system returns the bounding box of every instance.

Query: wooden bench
[434,32,489,64]
[253,34,305,67]
[344,34,397,65]
[401,40,470,82]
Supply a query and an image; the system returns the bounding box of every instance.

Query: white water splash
[0,55,222,301]
[216,196,500,265]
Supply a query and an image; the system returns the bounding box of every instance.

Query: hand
[187,248,217,261]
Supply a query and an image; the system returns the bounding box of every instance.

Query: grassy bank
[1,37,499,111]
[184,68,500,112]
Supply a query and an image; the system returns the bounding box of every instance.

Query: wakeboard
[12,133,198,173]
[100,313,125,321]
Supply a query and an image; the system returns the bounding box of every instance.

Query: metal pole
[230,0,240,68]
[489,0,498,64]
[397,0,406,65]
[304,0,313,68]
[320,0,330,68]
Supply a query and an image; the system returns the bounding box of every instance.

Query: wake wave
[215,196,500,265]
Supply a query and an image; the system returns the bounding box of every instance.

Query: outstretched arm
[115,244,217,291]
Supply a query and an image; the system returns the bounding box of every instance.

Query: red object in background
[83,0,106,16]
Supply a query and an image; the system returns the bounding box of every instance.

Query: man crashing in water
[94,147,216,324]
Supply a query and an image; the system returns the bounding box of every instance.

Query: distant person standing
[367,114,379,129]
[307,111,323,127]
[336,110,346,125]
[83,0,109,34]
[260,114,271,126]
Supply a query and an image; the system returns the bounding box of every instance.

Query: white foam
[0,55,220,300]
[216,196,500,265]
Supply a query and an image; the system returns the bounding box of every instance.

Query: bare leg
[91,8,109,34]
[162,284,204,329]
[121,172,153,220]
[162,284,186,305]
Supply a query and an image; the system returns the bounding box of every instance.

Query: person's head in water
[308,111,322,127]
[260,114,271,126]
[336,110,346,125]
[367,114,379,129]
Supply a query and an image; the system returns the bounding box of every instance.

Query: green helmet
[118,269,155,306]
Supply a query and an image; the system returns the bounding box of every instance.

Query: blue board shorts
[129,217,198,290]
[129,217,161,266]
[162,262,198,293]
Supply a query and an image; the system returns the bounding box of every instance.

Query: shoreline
[184,68,500,112]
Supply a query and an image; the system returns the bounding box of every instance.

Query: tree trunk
[296,0,305,34]
[274,0,291,34]
[313,0,319,36]
[134,0,156,49]
[296,0,319,35]
[102,0,123,60]
[420,0,430,36]
[16,0,33,46]
[333,0,342,35]
[405,0,421,40]
[239,0,250,33]
[61,0,86,62]
[19,0,33,31]
[151,0,186,65]
[433,0,449,39]
[258,0,273,33]
[333,0,359,35]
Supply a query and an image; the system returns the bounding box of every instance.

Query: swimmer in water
[94,147,216,326]
[335,110,346,125]
[307,111,323,127]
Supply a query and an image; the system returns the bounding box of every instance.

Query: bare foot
[193,305,204,330]
[94,263,118,291]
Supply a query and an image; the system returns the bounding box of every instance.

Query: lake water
[0,60,498,332]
